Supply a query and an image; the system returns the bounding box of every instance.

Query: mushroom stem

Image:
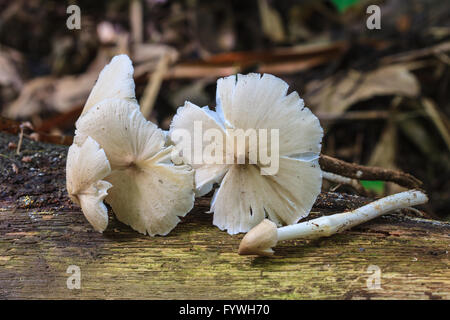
[278,189,427,241]
[238,190,428,256]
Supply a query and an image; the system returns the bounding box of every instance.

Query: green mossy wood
[0,132,449,299]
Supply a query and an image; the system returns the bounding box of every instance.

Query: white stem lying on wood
[277,190,427,241]
[238,190,428,256]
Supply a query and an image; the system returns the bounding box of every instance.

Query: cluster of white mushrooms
[66,55,194,236]
[66,55,428,255]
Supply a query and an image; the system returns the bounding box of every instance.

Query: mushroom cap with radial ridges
[169,73,323,234]
[169,101,231,197]
[82,54,136,115]
[76,98,195,236]
[66,136,112,232]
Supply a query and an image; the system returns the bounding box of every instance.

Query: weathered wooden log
[0,132,449,299]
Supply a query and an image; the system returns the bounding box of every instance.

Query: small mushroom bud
[239,190,429,256]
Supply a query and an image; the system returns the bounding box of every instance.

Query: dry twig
[319,154,422,189]
[140,54,171,119]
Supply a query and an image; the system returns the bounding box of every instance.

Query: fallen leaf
[421,98,450,151]
[368,118,397,169]
[3,76,55,118]
[258,0,286,43]
[0,49,23,91]
[306,65,420,114]
[4,45,178,119]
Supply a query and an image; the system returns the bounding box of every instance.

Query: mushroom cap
[66,136,112,232]
[169,73,323,234]
[82,54,136,115]
[210,157,322,234]
[76,98,195,236]
[170,101,230,197]
[216,73,323,156]
[238,219,278,256]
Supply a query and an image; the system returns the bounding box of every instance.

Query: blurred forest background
[0,0,449,218]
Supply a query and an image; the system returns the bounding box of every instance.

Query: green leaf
[331,0,359,13]
[360,180,385,194]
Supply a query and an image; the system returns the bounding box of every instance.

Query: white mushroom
[66,136,112,232]
[67,54,195,235]
[169,73,323,234]
[76,98,195,236]
[238,189,429,256]
[82,54,136,115]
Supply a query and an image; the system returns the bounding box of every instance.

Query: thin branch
[140,54,171,119]
[319,154,422,189]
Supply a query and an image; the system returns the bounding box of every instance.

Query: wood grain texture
[0,132,449,299]
[0,206,449,299]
